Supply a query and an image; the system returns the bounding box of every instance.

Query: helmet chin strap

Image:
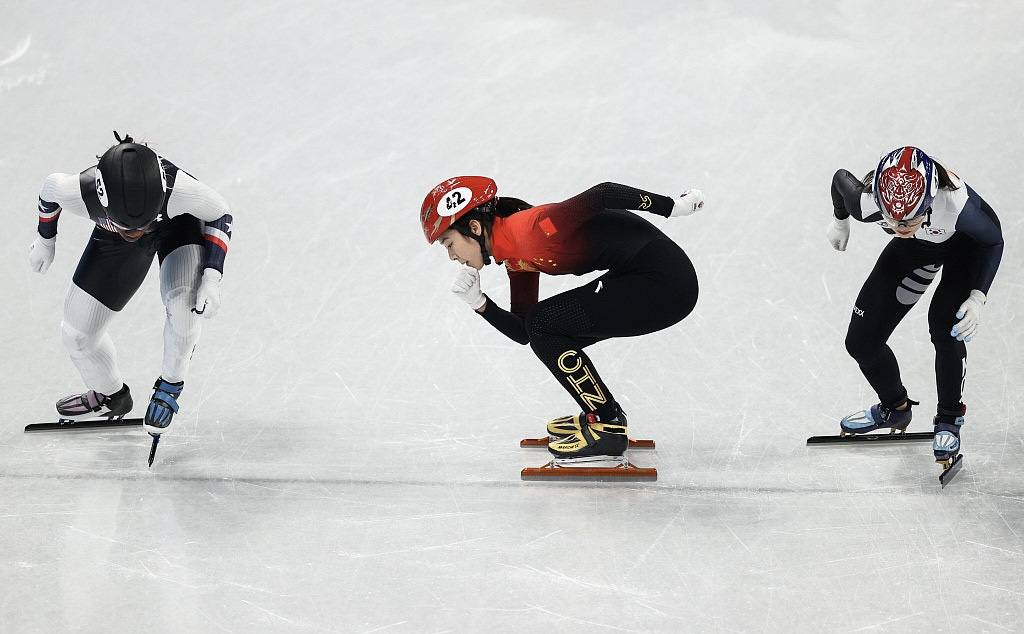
[474,232,492,266]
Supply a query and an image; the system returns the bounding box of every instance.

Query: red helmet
[420,176,497,244]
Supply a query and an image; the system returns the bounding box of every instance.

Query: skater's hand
[826,217,850,251]
[451,266,486,311]
[671,188,704,217]
[193,268,222,319]
[28,235,56,273]
[951,289,985,342]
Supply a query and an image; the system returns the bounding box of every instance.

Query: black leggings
[524,239,698,417]
[846,236,973,411]
[72,215,204,311]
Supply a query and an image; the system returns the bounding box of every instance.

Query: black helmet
[96,132,166,229]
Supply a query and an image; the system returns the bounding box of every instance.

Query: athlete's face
[439,222,486,269]
[887,214,926,238]
[114,226,148,242]
[108,216,156,242]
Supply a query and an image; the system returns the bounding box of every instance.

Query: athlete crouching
[421,177,703,462]
[827,146,1003,471]
[29,132,234,456]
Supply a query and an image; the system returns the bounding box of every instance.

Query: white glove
[827,217,850,251]
[671,188,704,217]
[28,235,57,273]
[193,268,223,319]
[951,290,986,342]
[451,266,486,311]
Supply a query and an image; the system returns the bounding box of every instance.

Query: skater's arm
[477,298,529,344]
[579,182,677,218]
[475,269,539,345]
[36,172,91,236]
[955,186,1003,295]
[166,170,233,274]
[36,197,60,239]
[831,169,882,222]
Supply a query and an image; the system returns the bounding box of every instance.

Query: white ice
[1,2,1023,632]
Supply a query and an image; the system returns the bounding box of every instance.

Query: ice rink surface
[2,1,1023,632]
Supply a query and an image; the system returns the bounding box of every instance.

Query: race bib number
[438,187,473,217]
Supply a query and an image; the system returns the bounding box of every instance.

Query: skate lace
[878,403,894,422]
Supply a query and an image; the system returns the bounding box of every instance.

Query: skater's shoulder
[39,171,84,199]
[165,167,231,220]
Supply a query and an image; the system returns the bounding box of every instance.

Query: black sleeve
[478,296,530,345]
[955,186,1004,294]
[831,169,882,222]
[590,182,676,218]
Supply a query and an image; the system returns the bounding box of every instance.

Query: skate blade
[520,436,655,449]
[25,417,144,433]
[807,431,934,445]
[553,455,628,467]
[938,454,964,488]
[521,459,657,482]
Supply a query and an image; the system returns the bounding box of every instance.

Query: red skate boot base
[521,457,657,482]
[519,436,655,449]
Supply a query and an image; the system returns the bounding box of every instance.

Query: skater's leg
[928,241,973,413]
[158,244,203,383]
[57,228,153,417]
[840,240,939,433]
[62,228,152,393]
[928,240,974,462]
[61,284,123,396]
[145,217,204,435]
[526,239,697,418]
[527,240,697,458]
[844,240,936,405]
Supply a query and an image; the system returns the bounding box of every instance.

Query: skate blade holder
[520,436,655,449]
[24,417,144,433]
[938,454,964,488]
[521,456,657,482]
[806,430,934,445]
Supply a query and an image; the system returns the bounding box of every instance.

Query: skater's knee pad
[60,320,101,355]
[162,285,200,336]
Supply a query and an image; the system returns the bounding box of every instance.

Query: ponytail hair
[932,160,961,190]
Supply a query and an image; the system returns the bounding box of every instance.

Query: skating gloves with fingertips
[193,268,223,319]
[451,266,486,311]
[29,235,56,273]
[671,189,705,216]
[827,217,850,251]
[951,289,986,342]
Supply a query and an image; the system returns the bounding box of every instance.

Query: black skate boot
[548,404,629,462]
[933,404,966,468]
[56,384,133,421]
[840,398,919,436]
